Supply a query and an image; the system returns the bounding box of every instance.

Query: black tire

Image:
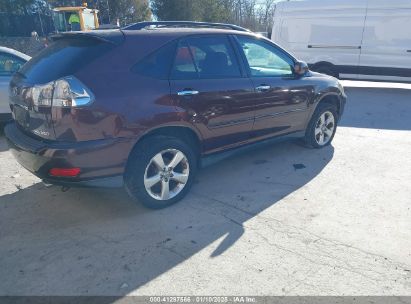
[124,135,197,209]
[304,103,338,149]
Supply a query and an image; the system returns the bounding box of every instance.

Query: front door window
[237,36,294,77]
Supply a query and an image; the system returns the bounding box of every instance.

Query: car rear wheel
[124,136,197,209]
[304,103,338,149]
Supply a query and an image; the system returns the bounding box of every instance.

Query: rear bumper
[4,122,129,188]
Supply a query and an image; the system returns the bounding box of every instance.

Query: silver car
[0,47,31,122]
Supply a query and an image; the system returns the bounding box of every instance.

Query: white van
[271,0,411,82]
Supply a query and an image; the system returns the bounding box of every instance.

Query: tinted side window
[132,41,177,79]
[237,36,294,77]
[0,53,25,76]
[171,36,242,80]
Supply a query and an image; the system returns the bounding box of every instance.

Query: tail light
[26,76,94,108]
[49,167,81,177]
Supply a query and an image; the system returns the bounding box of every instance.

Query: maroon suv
[5,22,346,209]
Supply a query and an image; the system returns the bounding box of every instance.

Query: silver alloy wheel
[144,149,190,201]
[314,111,335,145]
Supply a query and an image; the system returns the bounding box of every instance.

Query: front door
[235,35,312,140]
[170,35,256,153]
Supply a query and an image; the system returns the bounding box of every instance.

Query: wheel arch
[125,124,203,169]
[315,93,342,119]
[139,125,202,150]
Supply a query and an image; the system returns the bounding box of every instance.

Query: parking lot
[0,81,410,296]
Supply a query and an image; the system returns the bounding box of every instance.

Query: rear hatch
[9,30,123,140]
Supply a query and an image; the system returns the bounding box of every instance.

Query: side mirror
[294,61,309,76]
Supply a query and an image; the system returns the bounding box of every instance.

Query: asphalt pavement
[0,81,410,296]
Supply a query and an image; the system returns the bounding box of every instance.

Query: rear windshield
[20,38,114,84]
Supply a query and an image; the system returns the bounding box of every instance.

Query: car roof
[121,27,259,38]
[63,28,263,46]
[0,46,31,61]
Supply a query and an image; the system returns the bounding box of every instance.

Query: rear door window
[171,35,242,80]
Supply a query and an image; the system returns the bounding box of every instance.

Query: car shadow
[340,85,411,130]
[0,139,334,296]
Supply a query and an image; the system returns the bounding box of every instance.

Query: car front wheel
[124,136,197,209]
[304,103,338,148]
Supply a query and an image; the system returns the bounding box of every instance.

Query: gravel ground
[0,81,410,296]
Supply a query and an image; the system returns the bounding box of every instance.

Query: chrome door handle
[256,85,271,92]
[178,90,199,96]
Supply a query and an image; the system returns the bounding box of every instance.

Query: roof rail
[123,21,251,32]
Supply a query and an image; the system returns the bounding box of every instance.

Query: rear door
[170,35,256,152]
[235,35,312,139]
[359,1,411,81]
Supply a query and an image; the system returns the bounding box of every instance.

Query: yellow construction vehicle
[52,2,100,32]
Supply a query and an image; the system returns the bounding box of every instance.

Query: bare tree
[150,0,276,32]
